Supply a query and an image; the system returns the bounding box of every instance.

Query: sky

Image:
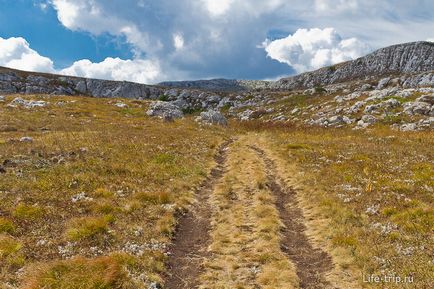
[0,0,433,84]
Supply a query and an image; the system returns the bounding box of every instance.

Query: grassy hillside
[0,94,432,288]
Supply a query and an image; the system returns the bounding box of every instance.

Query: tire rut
[163,139,233,289]
[250,145,334,289]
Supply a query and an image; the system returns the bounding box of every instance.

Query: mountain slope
[273,41,434,89]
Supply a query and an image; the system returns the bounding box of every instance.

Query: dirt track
[164,137,335,289]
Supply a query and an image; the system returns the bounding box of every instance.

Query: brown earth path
[163,139,233,289]
[251,145,335,289]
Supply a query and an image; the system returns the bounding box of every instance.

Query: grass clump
[12,204,44,220]
[0,218,15,234]
[65,216,111,242]
[134,191,172,205]
[23,256,137,289]
[0,235,24,267]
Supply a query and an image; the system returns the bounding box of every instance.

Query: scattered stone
[19,137,33,143]
[238,109,254,121]
[356,115,377,128]
[8,97,48,109]
[403,101,432,116]
[71,192,93,203]
[196,110,228,126]
[114,102,128,108]
[291,108,300,115]
[0,95,5,102]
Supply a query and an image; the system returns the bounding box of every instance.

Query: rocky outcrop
[159,79,272,92]
[273,42,434,90]
[0,67,164,99]
[195,110,228,126]
[146,101,184,120]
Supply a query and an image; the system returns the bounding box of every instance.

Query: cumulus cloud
[0,36,164,84]
[59,57,163,84]
[0,37,54,73]
[263,28,371,73]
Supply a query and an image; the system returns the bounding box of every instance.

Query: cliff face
[273,41,434,89]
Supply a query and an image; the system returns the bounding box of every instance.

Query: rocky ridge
[1,41,433,130]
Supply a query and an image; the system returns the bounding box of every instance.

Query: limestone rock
[196,110,228,126]
[146,101,184,120]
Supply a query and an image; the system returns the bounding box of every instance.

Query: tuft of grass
[286,143,311,150]
[0,218,15,234]
[12,204,44,221]
[0,235,24,267]
[134,191,171,205]
[65,216,110,242]
[23,256,137,289]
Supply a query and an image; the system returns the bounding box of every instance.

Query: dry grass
[200,137,297,289]
[250,127,433,288]
[0,94,227,287]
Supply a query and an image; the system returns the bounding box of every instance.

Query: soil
[163,140,233,289]
[251,145,335,289]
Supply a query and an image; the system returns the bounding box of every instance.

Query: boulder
[377,77,391,89]
[7,97,48,109]
[357,115,377,128]
[146,101,184,120]
[403,101,432,116]
[196,110,228,126]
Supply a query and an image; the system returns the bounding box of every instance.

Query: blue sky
[0,0,433,84]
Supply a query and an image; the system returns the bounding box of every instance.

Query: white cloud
[0,36,163,84]
[201,0,234,16]
[60,57,163,84]
[427,38,434,42]
[314,0,359,13]
[173,33,185,50]
[0,37,54,73]
[263,28,371,73]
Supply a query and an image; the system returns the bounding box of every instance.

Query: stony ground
[0,94,432,288]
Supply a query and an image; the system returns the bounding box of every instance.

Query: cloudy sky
[0,0,433,84]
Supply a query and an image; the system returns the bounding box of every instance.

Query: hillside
[0,40,433,288]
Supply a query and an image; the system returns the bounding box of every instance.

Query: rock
[364,104,381,114]
[238,109,254,121]
[334,92,362,103]
[328,115,346,126]
[146,101,184,120]
[357,115,377,128]
[20,136,33,143]
[400,123,418,131]
[196,110,228,126]
[416,94,434,105]
[403,101,432,116]
[377,77,391,89]
[114,102,128,108]
[0,166,6,174]
[8,97,48,109]
[360,84,373,91]
[291,108,300,114]
[346,101,366,114]
[381,98,401,109]
[0,95,5,102]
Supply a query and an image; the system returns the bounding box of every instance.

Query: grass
[0,93,432,288]
[200,138,297,289]
[252,126,433,288]
[23,255,137,289]
[0,94,226,287]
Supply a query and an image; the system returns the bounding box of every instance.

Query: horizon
[1,1,434,84]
